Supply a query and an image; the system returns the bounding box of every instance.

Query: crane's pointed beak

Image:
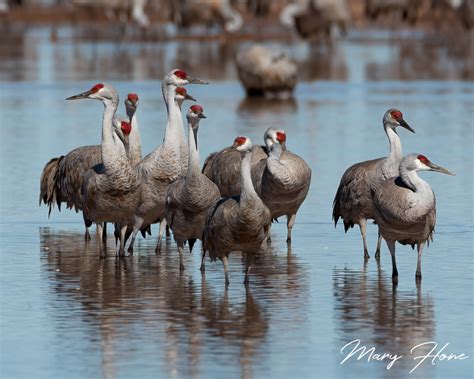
[427,161,455,176]
[185,93,196,101]
[399,119,415,133]
[186,76,209,85]
[66,90,93,100]
[198,112,207,119]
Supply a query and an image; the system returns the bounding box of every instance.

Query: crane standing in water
[373,153,454,283]
[333,109,415,259]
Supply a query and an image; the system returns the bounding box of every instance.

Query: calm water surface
[0,27,473,379]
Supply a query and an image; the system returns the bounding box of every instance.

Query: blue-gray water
[0,27,473,379]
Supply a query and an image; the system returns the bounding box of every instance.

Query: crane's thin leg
[155,220,167,254]
[178,241,185,272]
[166,225,171,238]
[286,214,296,244]
[102,222,107,244]
[416,242,424,282]
[97,223,106,259]
[244,254,254,286]
[359,219,370,259]
[199,248,206,273]
[375,230,382,259]
[84,226,91,242]
[118,225,128,258]
[127,217,144,255]
[222,256,230,286]
[114,223,120,246]
[386,239,398,285]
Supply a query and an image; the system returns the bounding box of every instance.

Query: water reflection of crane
[332,265,436,378]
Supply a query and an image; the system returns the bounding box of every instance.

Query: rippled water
[0,27,473,379]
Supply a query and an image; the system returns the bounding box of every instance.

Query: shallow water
[0,28,473,379]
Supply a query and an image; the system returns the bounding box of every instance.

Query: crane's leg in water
[244,253,254,285]
[416,242,424,282]
[166,225,171,238]
[155,219,167,254]
[359,219,370,259]
[127,217,144,255]
[199,248,206,272]
[97,223,106,259]
[286,214,296,243]
[178,241,185,272]
[375,230,383,259]
[84,226,91,242]
[102,222,107,244]
[118,225,128,258]
[222,255,230,286]
[386,239,398,285]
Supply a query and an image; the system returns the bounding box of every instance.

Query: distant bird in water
[165,105,220,271]
[202,128,280,197]
[373,153,454,284]
[333,109,414,259]
[39,92,139,241]
[253,129,312,243]
[236,44,297,99]
[204,136,272,286]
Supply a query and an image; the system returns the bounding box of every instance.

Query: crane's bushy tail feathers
[39,156,64,217]
[188,238,197,253]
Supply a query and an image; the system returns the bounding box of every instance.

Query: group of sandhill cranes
[40,69,453,286]
[40,68,312,285]
[333,109,454,284]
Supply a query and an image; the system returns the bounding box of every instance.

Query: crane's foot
[99,250,107,259]
[392,275,399,285]
[84,231,91,242]
[364,250,370,260]
[127,247,134,255]
[179,263,185,272]
[155,245,161,255]
[199,263,205,273]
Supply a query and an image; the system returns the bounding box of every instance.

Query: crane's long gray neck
[240,151,258,201]
[187,122,200,178]
[126,107,142,165]
[101,99,121,170]
[161,82,180,146]
[385,125,403,168]
[400,165,427,193]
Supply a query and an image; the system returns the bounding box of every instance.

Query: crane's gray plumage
[253,130,312,243]
[126,69,208,255]
[373,153,454,283]
[202,128,279,197]
[236,44,298,99]
[332,108,414,259]
[203,136,272,286]
[39,94,139,241]
[65,83,141,258]
[165,105,220,271]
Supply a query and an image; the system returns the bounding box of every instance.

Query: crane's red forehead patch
[127,93,138,102]
[276,131,286,142]
[190,105,203,113]
[234,136,247,146]
[390,110,403,121]
[174,70,187,79]
[417,154,430,164]
[175,87,187,95]
[90,83,104,93]
[121,121,132,135]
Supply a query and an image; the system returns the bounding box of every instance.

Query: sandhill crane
[66,83,141,258]
[253,130,312,243]
[126,69,208,255]
[165,105,221,271]
[236,44,298,99]
[333,109,415,259]
[203,136,272,286]
[177,0,243,33]
[202,128,280,197]
[280,0,351,40]
[140,86,195,247]
[39,92,139,241]
[373,153,454,283]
